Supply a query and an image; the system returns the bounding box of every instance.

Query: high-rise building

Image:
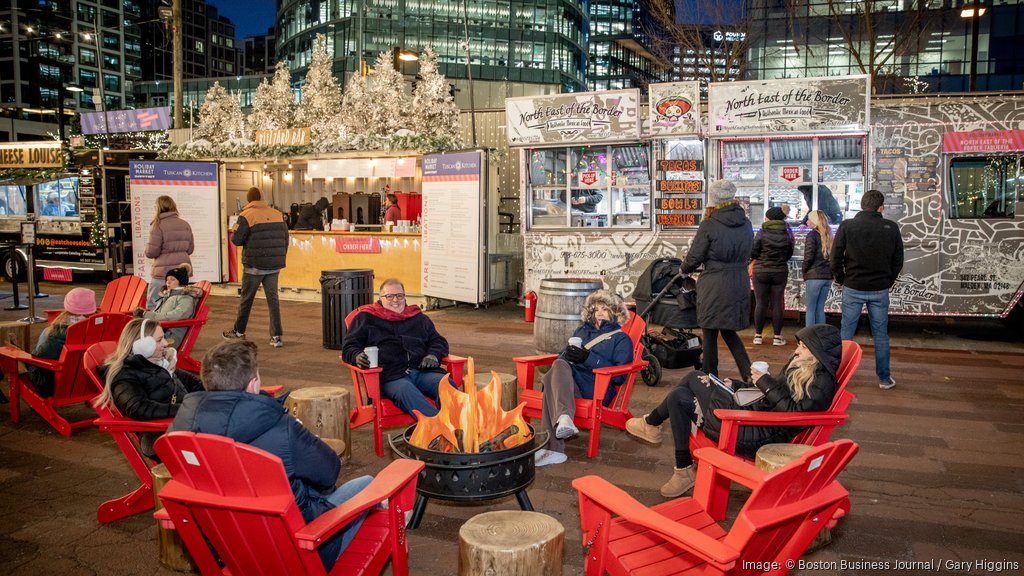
[140,0,240,82]
[587,0,668,91]
[242,28,277,76]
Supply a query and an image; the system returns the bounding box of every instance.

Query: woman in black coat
[750,206,795,346]
[93,317,203,457]
[626,323,841,498]
[680,179,753,381]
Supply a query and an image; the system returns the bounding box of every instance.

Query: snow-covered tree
[410,46,460,141]
[340,72,372,137]
[365,50,410,139]
[295,34,345,145]
[248,61,296,132]
[193,82,246,143]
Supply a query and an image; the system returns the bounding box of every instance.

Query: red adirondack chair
[153,431,425,576]
[689,340,862,519]
[512,312,649,458]
[0,312,131,436]
[157,280,213,373]
[340,309,467,457]
[573,439,860,576]
[46,275,149,324]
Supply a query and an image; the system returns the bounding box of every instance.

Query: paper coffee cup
[751,361,769,374]
[568,337,583,348]
[364,346,379,368]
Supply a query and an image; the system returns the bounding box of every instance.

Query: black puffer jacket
[168,391,344,571]
[294,198,330,231]
[831,210,904,291]
[233,200,289,271]
[802,229,833,281]
[701,323,841,456]
[680,203,753,331]
[751,220,795,275]
[342,308,450,385]
[107,355,203,421]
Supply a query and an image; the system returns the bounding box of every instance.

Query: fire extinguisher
[524,291,537,323]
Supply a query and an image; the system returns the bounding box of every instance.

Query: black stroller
[633,257,703,386]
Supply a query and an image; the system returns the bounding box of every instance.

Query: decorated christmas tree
[340,72,372,139]
[366,51,410,140]
[410,46,461,142]
[248,61,296,133]
[193,82,247,143]
[295,34,345,146]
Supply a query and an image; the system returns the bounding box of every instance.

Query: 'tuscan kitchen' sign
[0,142,63,169]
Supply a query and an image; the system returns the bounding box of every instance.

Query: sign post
[19,221,46,323]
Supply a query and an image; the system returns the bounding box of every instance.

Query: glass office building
[587,0,666,91]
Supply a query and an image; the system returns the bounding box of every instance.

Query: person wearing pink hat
[26,287,97,397]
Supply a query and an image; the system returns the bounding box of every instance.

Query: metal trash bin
[320,269,374,350]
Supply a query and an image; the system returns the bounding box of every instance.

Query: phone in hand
[707,372,730,390]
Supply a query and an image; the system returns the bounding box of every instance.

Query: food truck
[511,78,1024,320]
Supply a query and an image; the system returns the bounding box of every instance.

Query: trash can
[321,269,374,350]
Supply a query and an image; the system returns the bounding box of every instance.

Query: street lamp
[57,83,83,145]
[961,1,987,91]
[392,47,419,75]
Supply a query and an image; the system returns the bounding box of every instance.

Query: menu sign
[655,159,705,229]
[505,89,641,145]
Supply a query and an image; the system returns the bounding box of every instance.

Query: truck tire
[1,250,42,284]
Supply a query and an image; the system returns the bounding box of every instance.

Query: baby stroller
[633,257,703,386]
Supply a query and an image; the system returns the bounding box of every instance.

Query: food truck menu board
[128,161,222,282]
[655,159,704,229]
[421,151,485,304]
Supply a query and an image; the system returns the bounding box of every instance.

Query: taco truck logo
[655,97,693,123]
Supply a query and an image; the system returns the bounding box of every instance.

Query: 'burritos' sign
[708,75,869,135]
[505,89,640,145]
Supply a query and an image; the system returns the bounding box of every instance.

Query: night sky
[211,0,276,40]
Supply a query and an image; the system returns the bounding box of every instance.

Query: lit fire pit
[388,363,548,528]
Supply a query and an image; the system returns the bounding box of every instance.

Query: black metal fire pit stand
[389,429,549,529]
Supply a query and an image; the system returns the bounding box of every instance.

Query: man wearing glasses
[341,278,450,417]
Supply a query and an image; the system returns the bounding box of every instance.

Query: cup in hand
[568,337,583,348]
[751,361,769,375]
[364,346,379,368]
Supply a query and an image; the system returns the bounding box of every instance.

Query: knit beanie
[166,263,191,286]
[707,180,737,204]
[64,287,97,315]
[765,207,787,221]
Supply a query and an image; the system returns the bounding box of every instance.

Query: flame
[409,358,531,452]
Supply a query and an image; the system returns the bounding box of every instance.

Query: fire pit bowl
[388,425,549,528]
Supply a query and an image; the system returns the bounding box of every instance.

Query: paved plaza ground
[0,281,1022,575]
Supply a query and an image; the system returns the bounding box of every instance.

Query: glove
[132,308,145,318]
[419,354,440,370]
[564,345,590,364]
[354,352,370,369]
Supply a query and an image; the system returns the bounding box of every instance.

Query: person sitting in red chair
[625,323,841,498]
[341,278,450,418]
[169,339,374,571]
[27,287,96,397]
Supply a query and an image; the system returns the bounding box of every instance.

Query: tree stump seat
[458,510,564,576]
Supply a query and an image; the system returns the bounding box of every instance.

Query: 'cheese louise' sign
[0,142,63,169]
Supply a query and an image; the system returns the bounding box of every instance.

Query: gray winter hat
[708,180,737,204]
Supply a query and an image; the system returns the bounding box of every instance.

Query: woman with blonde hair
[626,323,841,498]
[803,209,835,326]
[93,317,203,457]
[533,289,635,467]
[144,195,194,309]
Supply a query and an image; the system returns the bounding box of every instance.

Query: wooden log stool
[284,386,351,463]
[152,463,196,572]
[755,443,832,552]
[0,321,32,351]
[458,510,564,576]
[473,371,519,412]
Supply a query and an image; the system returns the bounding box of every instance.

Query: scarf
[353,301,423,322]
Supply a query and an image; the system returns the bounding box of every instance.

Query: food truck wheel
[1,251,35,283]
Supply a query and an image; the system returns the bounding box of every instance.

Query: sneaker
[534,448,568,467]
[660,465,697,498]
[879,377,896,390]
[555,414,579,440]
[270,336,283,348]
[752,334,763,345]
[772,335,786,346]
[625,415,663,445]
[222,330,244,340]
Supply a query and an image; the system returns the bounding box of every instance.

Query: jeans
[147,279,165,310]
[326,475,374,557]
[752,271,788,336]
[232,271,282,338]
[382,369,445,417]
[804,279,833,326]
[701,328,752,382]
[840,287,891,382]
[647,371,714,468]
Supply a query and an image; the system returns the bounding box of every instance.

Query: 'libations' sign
[81,106,172,135]
[708,75,870,135]
[0,142,62,168]
[505,89,641,145]
[648,81,701,137]
[256,127,311,147]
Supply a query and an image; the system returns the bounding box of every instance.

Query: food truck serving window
[528,144,652,229]
[36,177,79,218]
[948,155,1020,219]
[0,185,28,217]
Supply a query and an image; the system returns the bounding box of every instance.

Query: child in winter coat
[138,263,202,346]
[27,288,97,397]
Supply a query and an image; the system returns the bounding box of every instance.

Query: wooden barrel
[152,463,196,572]
[284,386,351,463]
[458,511,564,576]
[755,443,832,552]
[533,278,602,354]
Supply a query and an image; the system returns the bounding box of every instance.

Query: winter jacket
[831,210,904,291]
[295,198,330,231]
[561,190,602,213]
[232,200,289,271]
[701,323,841,456]
[168,391,345,570]
[145,212,194,279]
[384,204,401,224]
[27,325,69,397]
[802,229,833,281]
[750,220,795,276]
[143,285,203,345]
[107,354,203,421]
[342,304,450,385]
[559,320,634,406]
[680,203,753,331]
